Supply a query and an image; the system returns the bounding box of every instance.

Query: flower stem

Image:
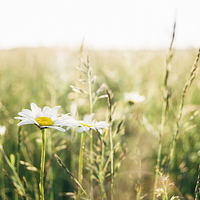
[109,126,114,200]
[78,131,86,200]
[40,129,46,200]
[99,133,107,200]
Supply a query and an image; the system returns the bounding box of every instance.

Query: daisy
[77,113,109,134]
[15,103,74,132]
[124,91,145,104]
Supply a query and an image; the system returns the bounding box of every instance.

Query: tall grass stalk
[169,48,200,171]
[15,127,22,200]
[99,132,107,200]
[0,153,5,200]
[70,38,85,177]
[0,136,5,199]
[39,129,46,200]
[81,55,94,197]
[87,56,94,198]
[78,131,86,200]
[109,126,114,200]
[0,144,26,197]
[54,154,90,199]
[107,89,114,200]
[153,21,176,200]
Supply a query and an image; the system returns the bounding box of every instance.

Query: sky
[0,0,199,50]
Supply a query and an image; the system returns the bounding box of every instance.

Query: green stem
[153,22,175,198]
[153,102,166,200]
[153,44,171,199]
[40,129,46,200]
[88,58,93,198]
[78,131,86,200]
[15,127,21,200]
[0,137,6,200]
[99,134,107,200]
[109,126,114,200]
[89,132,93,197]
[169,49,200,171]
[47,131,54,200]
[153,141,162,200]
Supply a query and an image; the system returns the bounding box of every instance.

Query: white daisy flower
[0,126,6,136]
[77,113,109,134]
[14,103,74,132]
[124,91,145,104]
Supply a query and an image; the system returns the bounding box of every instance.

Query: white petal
[55,116,79,127]
[97,128,103,134]
[45,126,65,132]
[83,113,94,123]
[18,110,35,120]
[66,126,71,131]
[14,117,27,120]
[49,106,61,120]
[42,106,52,117]
[31,103,42,118]
[78,126,90,133]
[78,127,84,133]
[94,121,110,129]
[17,120,35,126]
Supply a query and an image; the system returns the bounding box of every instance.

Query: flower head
[77,113,109,134]
[124,91,145,105]
[15,103,74,132]
[0,126,6,136]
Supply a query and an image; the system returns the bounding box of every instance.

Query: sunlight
[0,0,199,49]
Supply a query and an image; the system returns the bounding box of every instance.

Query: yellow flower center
[128,100,135,105]
[79,121,93,128]
[35,117,54,126]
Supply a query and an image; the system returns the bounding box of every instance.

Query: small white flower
[77,113,109,134]
[124,92,145,104]
[0,126,6,136]
[15,103,75,132]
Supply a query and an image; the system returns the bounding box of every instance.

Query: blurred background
[0,1,200,200]
[0,0,200,50]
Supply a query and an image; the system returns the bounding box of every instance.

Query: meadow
[0,45,200,200]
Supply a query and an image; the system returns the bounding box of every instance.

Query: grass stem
[99,133,107,200]
[87,56,94,198]
[78,131,86,200]
[169,48,200,171]
[0,145,5,200]
[39,129,46,200]
[153,21,175,200]
[0,145,26,197]
[109,126,114,200]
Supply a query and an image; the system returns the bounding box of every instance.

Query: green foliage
[0,47,200,199]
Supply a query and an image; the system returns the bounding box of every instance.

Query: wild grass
[0,45,200,200]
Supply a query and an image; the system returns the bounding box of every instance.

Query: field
[0,46,200,200]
